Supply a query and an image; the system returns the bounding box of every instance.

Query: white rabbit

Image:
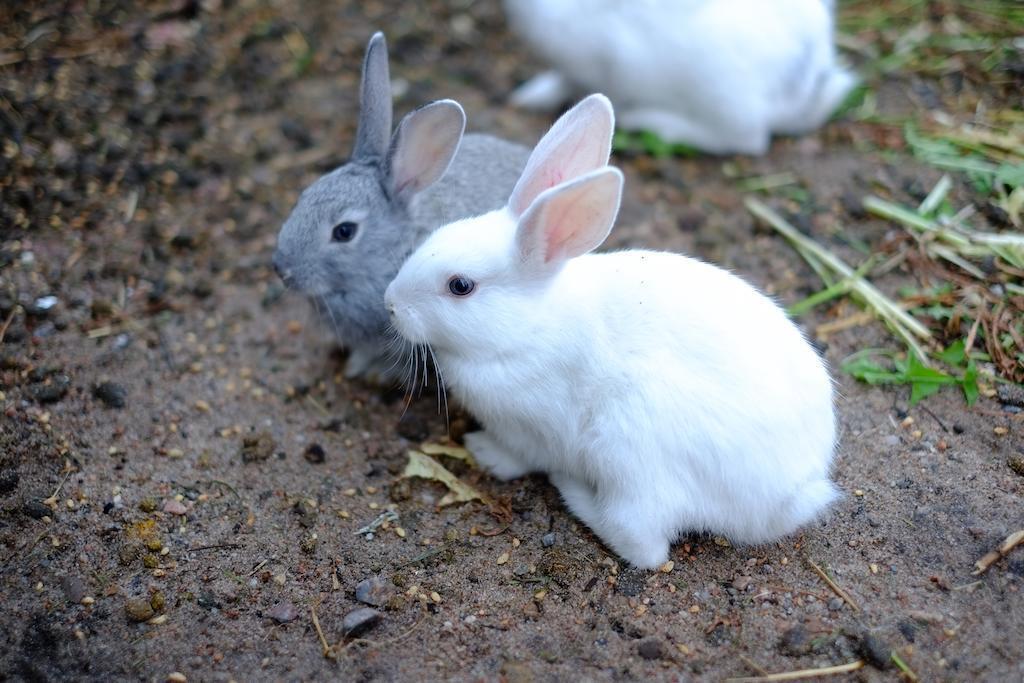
[503,0,856,155]
[385,95,838,569]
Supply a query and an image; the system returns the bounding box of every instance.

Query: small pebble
[33,295,58,311]
[62,575,86,604]
[126,598,155,622]
[354,575,390,607]
[300,533,317,554]
[22,500,51,519]
[293,498,318,528]
[268,600,298,624]
[541,533,557,548]
[240,431,276,463]
[0,468,20,494]
[859,631,892,670]
[779,625,810,656]
[342,607,382,637]
[731,575,752,591]
[162,499,187,516]
[28,374,71,403]
[1008,456,1024,478]
[93,381,127,408]
[304,443,326,464]
[637,637,664,660]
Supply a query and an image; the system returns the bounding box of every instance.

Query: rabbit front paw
[464,431,531,481]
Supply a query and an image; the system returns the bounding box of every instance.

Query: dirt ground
[1,1,1022,681]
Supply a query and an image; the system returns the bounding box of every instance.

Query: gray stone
[354,575,389,607]
[637,637,664,660]
[268,600,298,624]
[342,607,382,637]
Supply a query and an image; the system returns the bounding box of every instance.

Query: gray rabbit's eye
[331,221,358,242]
[447,276,475,297]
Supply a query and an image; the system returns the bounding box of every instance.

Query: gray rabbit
[273,33,529,380]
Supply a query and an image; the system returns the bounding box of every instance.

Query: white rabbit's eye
[331,221,358,242]
[447,276,475,297]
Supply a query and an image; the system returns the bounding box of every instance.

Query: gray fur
[273,33,530,380]
[353,32,392,159]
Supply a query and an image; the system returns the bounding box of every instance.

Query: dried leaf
[401,450,484,507]
[420,442,477,467]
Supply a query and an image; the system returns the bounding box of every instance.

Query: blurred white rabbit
[504,0,856,155]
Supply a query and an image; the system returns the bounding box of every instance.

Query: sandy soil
[1,1,1022,681]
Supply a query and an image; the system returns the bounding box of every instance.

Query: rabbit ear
[515,167,622,268]
[352,32,393,160]
[385,100,466,202]
[508,94,615,218]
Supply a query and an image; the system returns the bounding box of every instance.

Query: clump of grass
[904,123,1024,228]
[747,169,1023,404]
[611,130,699,159]
[863,175,1024,385]
[745,198,933,362]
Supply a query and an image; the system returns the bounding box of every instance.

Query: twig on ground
[0,306,19,343]
[311,602,334,659]
[972,529,1024,575]
[247,559,269,577]
[725,660,864,682]
[739,654,770,676]
[815,311,876,337]
[806,558,860,612]
[42,469,73,508]
[306,395,330,417]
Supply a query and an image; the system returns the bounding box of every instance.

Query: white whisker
[427,344,449,431]
[320,294,342,341]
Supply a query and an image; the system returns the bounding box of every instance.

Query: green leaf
[841,356,904,385]
[936,339,966,367]
[995,163,1024,191]
[961,360,979,406]
[909,379,945,405]
[904,354,957,406]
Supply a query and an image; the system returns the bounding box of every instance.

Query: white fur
[504,0,856,155]
[385,96,837,568]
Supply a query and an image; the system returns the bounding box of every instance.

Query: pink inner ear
[542,190,587,262]
[509,98,611,217]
